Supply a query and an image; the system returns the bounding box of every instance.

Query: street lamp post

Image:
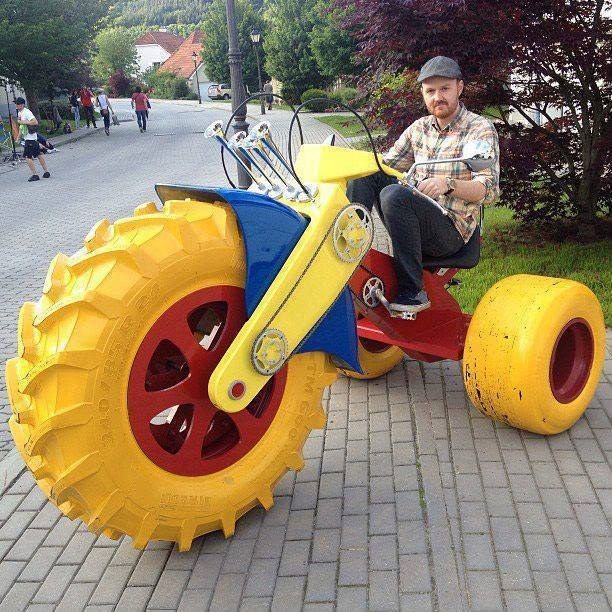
[225,0,251,188]
[250,27,265,116]
[191,51,202,105]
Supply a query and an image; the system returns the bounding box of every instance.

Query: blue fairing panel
[297,287,360,372]
[155,184,362,373]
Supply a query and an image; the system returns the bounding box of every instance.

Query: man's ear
[457,79,464,97]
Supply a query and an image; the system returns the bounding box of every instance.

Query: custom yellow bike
[5,104,605,551]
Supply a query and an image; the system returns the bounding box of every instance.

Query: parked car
[207,83,252,101]
[208,83,231,100]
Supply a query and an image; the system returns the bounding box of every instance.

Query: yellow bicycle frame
[208,145,402,413]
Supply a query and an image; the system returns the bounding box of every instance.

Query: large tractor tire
[5,199,337,550]
[463,274,605,435]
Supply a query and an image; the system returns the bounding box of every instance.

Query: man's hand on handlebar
[417,177,447,199]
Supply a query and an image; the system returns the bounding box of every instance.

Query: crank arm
[208,185,374,413]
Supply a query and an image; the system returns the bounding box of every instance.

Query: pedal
[374,289,417,321]
[390,310,417,321]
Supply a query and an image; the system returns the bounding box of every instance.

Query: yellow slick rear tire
[5,199,337,550]
[463,274,605,435]
[342,339,404,380]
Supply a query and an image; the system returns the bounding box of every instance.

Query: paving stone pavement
[0,100,610,610]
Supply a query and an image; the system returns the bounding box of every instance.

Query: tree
[0,0,109,117]
[110,0,212,27]
[334,0,611,231]
[263,0,331,102]
[199,0,264,90]
[108,70,133,96]
[309,0,357,80]
[93,28,138,82]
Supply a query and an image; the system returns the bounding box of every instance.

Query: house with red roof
[135,29,185,74]
[158,31,211,98]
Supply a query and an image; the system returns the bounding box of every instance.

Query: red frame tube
[350,249,471,363]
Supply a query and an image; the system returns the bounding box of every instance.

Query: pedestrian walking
[95,90,114,136]
[14,97,51,182]
[131,86,150,133]
[69,90,80,129]
[264,80,274,111]
[79,85,97,128]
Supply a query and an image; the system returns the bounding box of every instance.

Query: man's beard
[431,100,458,119]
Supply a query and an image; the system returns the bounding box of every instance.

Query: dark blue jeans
[136,110,147,131]
[83,105,96,128]
[347,171,464,294]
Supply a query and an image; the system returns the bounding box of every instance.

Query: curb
[49,126,104,147]
[147,98,200,106]
[0,448,25,495]
[143,98,265,122]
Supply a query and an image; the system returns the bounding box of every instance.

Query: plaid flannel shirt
[383,104,500,242]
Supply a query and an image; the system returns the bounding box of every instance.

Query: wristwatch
[444,177,456,196]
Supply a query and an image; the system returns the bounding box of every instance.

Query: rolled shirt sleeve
[382,125,415,173]
[470,120,500,205]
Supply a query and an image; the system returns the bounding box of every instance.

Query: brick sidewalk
[0,101,610,610]
[0,343,610,610]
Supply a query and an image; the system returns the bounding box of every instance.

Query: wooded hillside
[111,0,212,26]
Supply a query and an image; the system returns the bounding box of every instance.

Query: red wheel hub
[549,318,594,404]
[128,286,287,476]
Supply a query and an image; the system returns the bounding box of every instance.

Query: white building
[134,30,184,75]
[158,31,213,100]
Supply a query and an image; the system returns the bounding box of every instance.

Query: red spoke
[168,318,205,365]
[177,401,217,462]
[209,300,244,357]
[166,404,193,436]
[229,408,261,444]
[130,380,192,422]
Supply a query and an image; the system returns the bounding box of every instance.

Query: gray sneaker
[390,290,431,313]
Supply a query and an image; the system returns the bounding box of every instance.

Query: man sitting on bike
[348,56,500,313]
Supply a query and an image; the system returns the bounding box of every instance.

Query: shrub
[280,83,302,105]
[38,101,72,121]
[173,78,189,99]
[145,70,191,99]
[108,70,133,97]
[326,91,344,110]
[300,89,330,112]
[334,86,361,107]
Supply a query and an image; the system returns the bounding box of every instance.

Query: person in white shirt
[14,97,50,182]
[95,90,114,136]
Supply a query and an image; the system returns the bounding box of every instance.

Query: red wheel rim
[549,318,594,404]
[128,286,287,476]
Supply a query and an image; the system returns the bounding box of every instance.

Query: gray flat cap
[417,56,463,82]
